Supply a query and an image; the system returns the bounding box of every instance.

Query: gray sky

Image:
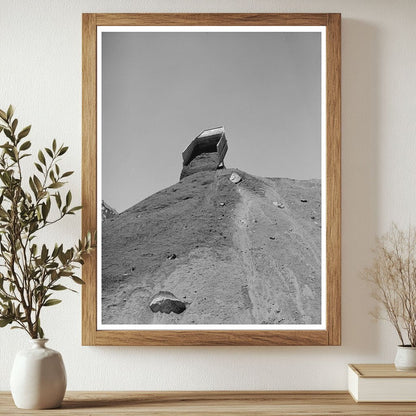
[102,31,321,212]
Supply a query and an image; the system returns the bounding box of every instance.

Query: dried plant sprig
[0,105,94,339]
[363,223,416,346]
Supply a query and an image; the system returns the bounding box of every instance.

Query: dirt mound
[102,169,321,325]
[180,152,224,180]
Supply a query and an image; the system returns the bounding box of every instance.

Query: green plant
[363,223,416,346]
[0,105,94,338]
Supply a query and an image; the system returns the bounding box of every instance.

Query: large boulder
[149,291,186,314]
[229,172,242,184]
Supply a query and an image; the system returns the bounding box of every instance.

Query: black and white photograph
[98,28,326,329]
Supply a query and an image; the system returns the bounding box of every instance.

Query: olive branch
[0,105,94,338]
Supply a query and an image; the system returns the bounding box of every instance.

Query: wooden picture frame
[82,13,341,346]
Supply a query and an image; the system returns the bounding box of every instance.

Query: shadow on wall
[341,19,381,356]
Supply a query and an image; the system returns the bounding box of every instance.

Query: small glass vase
[394,345,416,371]
[10,338,67,409]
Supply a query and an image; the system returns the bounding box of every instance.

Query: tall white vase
[10,339,67,409]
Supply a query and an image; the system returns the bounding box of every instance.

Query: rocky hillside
[101,168,321,326]
[102,201,118,221]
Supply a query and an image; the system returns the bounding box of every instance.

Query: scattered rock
[167,254,177,260]
[149,291,186,314]
[277,203,285,209]
[273,201,278,206]
[301,199,308,202]
[229,172,242,184]
[269,236,276,240]
[219,202,225,206]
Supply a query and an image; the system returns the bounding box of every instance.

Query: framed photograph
[82,13,341,346]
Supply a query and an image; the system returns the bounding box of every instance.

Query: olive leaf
[43,299,62,307]
[18,125,31,140]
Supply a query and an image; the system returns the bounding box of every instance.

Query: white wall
[1,0,415,391]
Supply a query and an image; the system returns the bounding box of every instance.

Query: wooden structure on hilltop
[180,127,228,179]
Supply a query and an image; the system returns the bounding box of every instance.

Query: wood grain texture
[82,13,342,346]
[82,13,97,346]
[326,13,342,346]
[92,329,328,346]
[350,364,416,378]
[95,13,329,26]
[1,391,416,415]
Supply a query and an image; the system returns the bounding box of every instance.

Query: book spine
[347,366,359,402]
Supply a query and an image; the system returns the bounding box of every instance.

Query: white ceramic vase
[10,338,66,409]
[394,345,416,371]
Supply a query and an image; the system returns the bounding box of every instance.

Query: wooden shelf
[2,391,416,415]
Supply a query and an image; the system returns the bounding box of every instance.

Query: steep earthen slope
[102,169,321,325]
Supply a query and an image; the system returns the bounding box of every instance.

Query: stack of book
[348,364,416,402]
